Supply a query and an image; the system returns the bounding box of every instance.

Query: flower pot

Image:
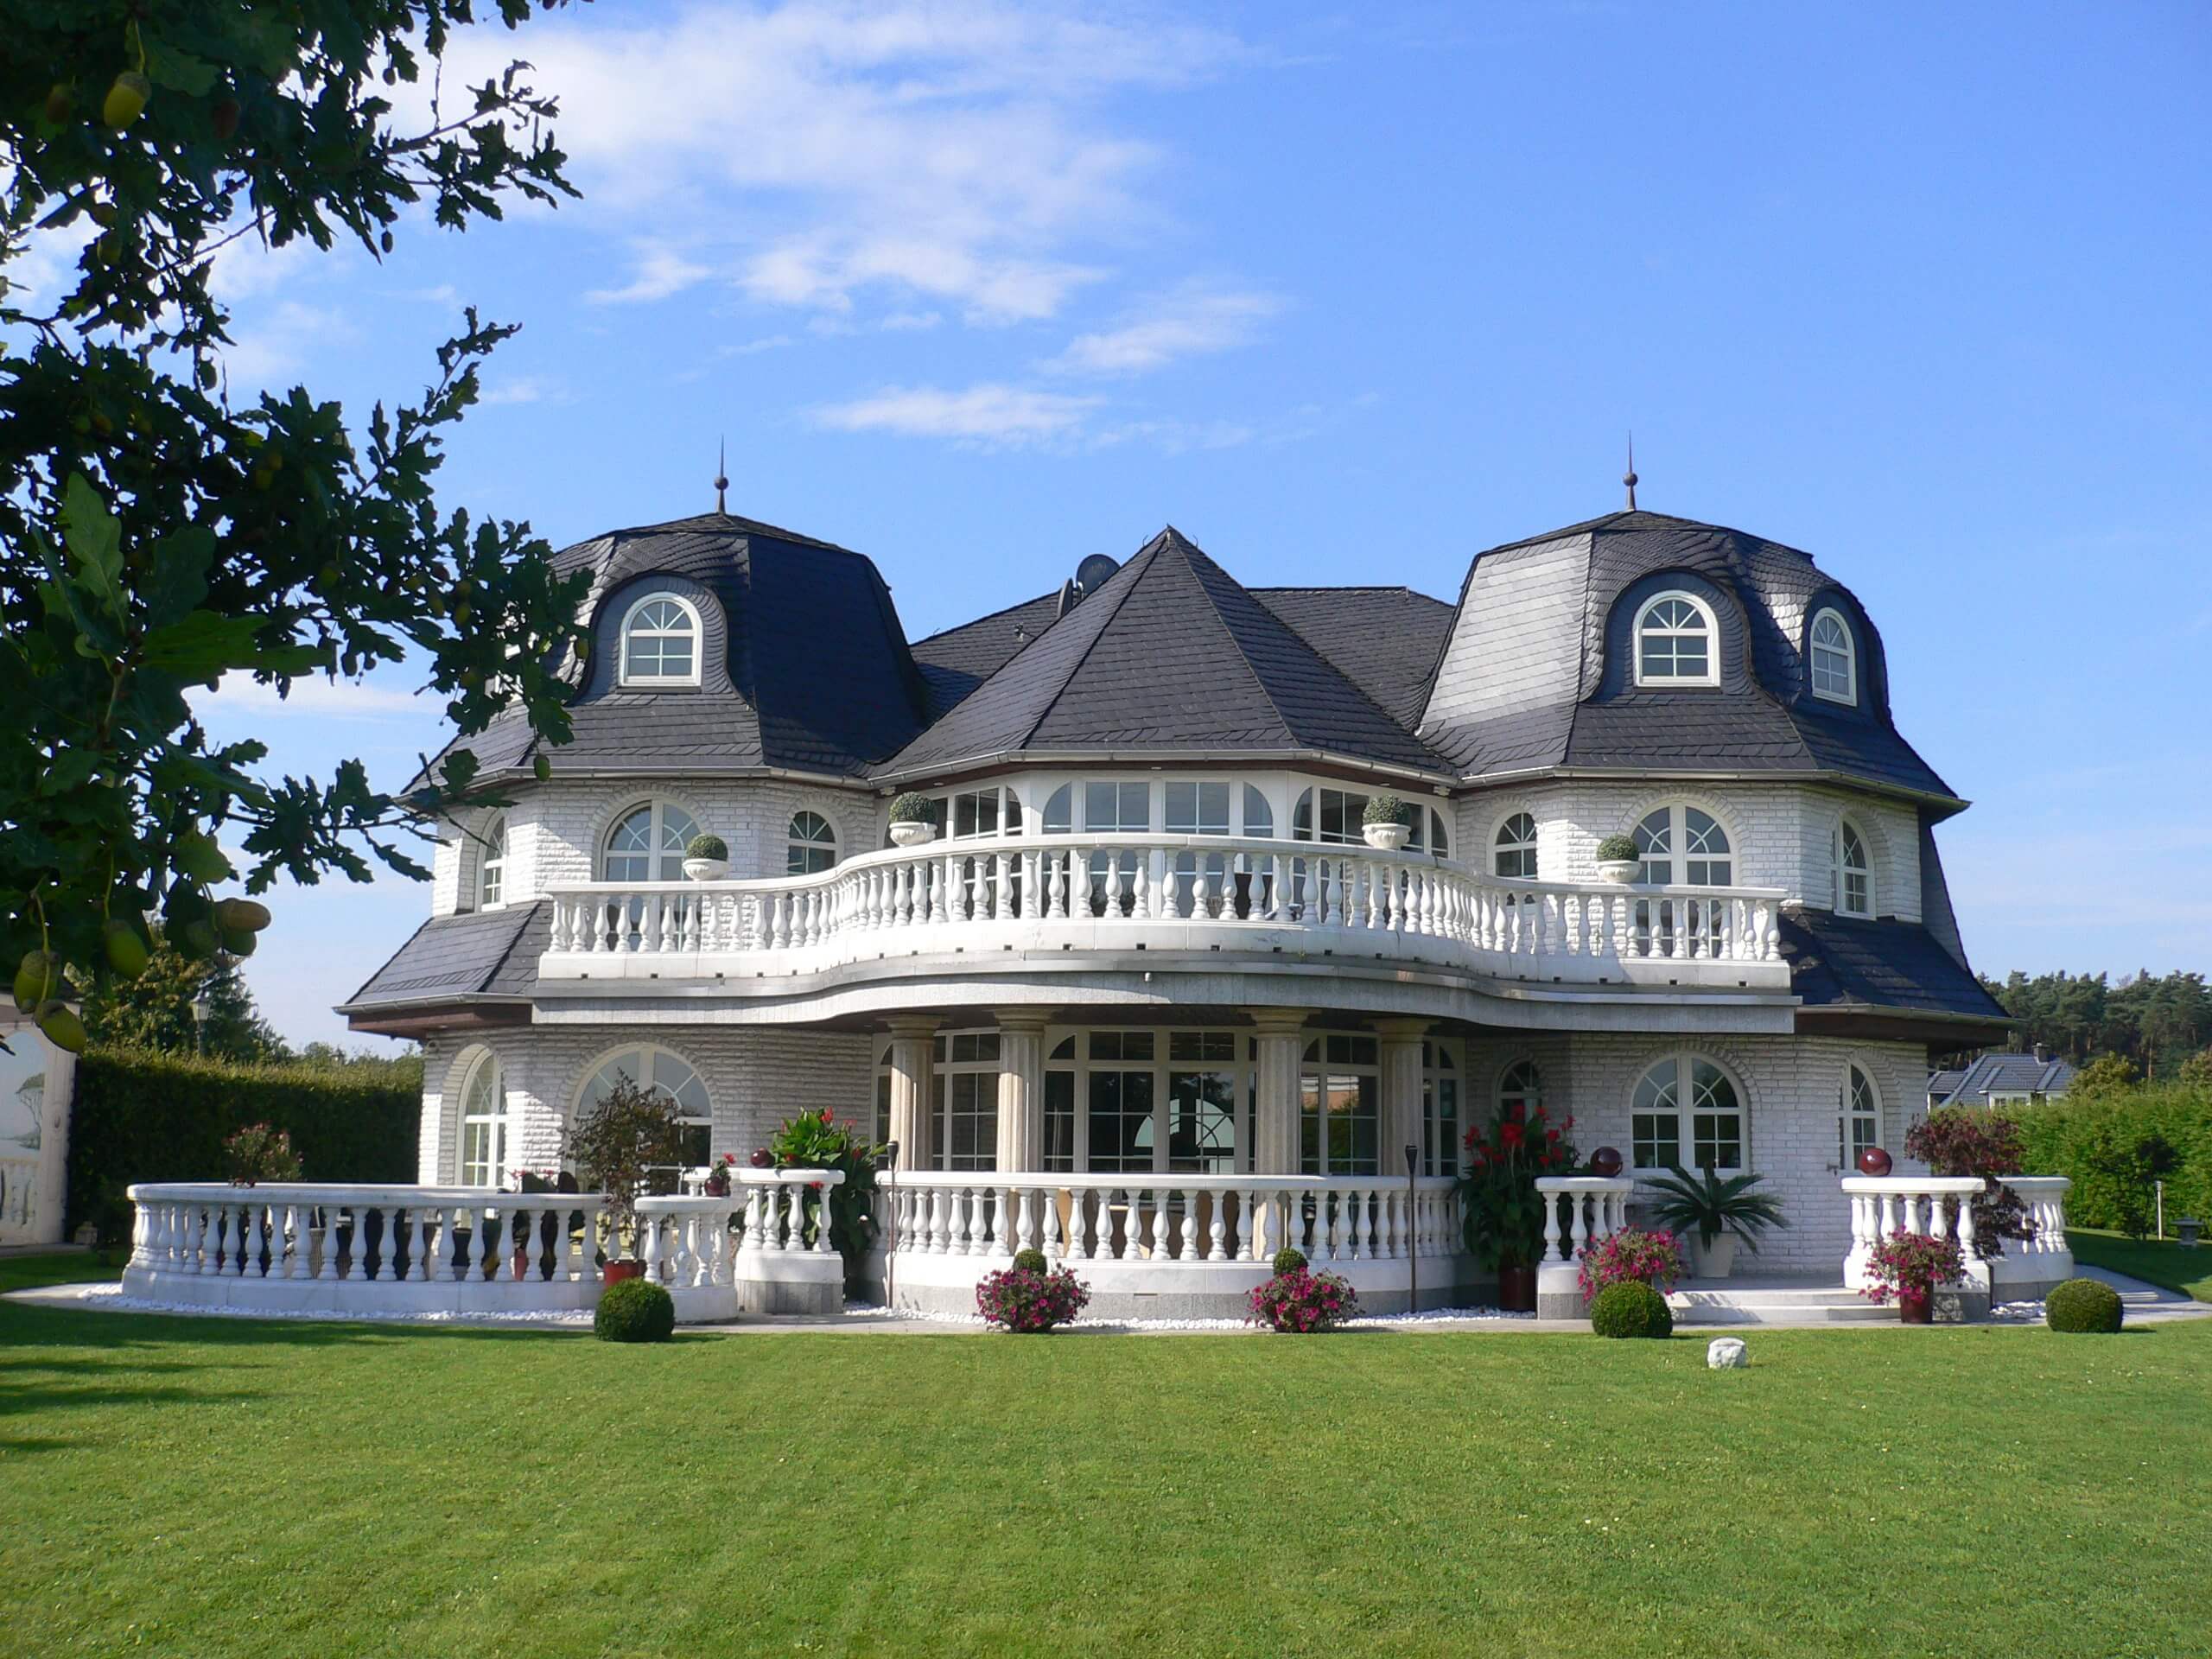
[1597,859,1640,885]
[1690,1233,1738,1281]
[682,856,728,882]
[602,1258,645,1287]
[1497,1264,1536,1313]
[1363,822,1411,852]
[889,821,934,847]
[512,1245,533,1281]
[1897,1287,1932,1325]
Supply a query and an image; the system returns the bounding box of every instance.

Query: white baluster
[1541,1188,1564,1264]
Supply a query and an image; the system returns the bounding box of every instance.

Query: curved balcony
[539,833,1789,993]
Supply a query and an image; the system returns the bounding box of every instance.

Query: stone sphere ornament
[1856,1146,1893,1177]
[1588,1146,1624,1179]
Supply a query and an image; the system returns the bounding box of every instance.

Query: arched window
[1630,1052,1743,1174]
[1632,805,1732,887]
[1633,593,1719,687]
[476,815,508,911]
[1042,784,1073,833]
[577,1045,712,1173]
[618,594,702,688]
[602,800,699,882]
[456,1052,506,1186]
[1839,1064,1880,1169]
[787,810,836,875]
[1833,817,1872,917]
[1496,1058,1542,1121]
[1809,607,1856,703]
[1494,812,1538,879]
[1242,785,1273,838]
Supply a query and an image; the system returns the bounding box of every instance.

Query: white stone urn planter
[1363,823,1411,852]
[683,856,728,882]
[889,821,935,848]
[1596,859,1640,885]
[1688,1233,1737,1280]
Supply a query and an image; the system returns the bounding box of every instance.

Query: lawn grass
[2068,1227,2212,1302]
[1,1272,2206,1658]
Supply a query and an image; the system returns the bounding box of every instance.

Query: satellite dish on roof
[1075,553,1121,595]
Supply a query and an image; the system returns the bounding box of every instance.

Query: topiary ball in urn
[1361,793,1411,851]
[682,832,728,881]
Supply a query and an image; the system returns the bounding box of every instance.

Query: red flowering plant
[766,1108,885,1293]
[1576,1226,1685,1300]
[223,1122,301,1187]
[702,1152,737,1198]
[1247,1264,1360,1332]
[1456,1100,1579,1270]
[1904,1108,2031,1255]
[976,1262,1092,1332]
[1859,1230,1967,1306]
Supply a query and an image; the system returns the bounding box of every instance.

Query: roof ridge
[1151,533,1309,748]
[1010,534,1166,751]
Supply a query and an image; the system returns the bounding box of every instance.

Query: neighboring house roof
[1420,510,1960,807]
[874,528,1452,781]
[340,904,547,1009]
[1778,909,2009,1024]
[1929,1052,2077,1108]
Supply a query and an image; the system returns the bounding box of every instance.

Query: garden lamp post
[1403,1142,1420,1315]
[881,1140,900,1311]
[190,993,209,1056]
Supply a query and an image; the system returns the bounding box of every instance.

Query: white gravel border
[44,1282,596,1327]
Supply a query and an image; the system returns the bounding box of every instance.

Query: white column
[1249,1010,1309,1176]
[994,1011,1050,1173]
[885,1017,937,1173]
[1374,1019,1429,1179]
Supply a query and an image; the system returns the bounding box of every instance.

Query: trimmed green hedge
[2017,1083,2212,1235]
[66,1046,420,1240]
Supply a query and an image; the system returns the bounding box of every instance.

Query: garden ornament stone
[1707,1337,1748,1370]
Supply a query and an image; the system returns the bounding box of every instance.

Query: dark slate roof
[1779,909,2009,1023]
[416,512,930,787]
[875,529,1452,780]
[1931,1053,2076,1107]
[909,592,1064,720]
[1251,587,1454,730]
[1421,511,1960,806]
[340,903,544,1008]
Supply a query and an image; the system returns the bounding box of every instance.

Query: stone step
[1669,1286,1896,1325]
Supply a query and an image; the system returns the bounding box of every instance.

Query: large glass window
[1630,1053,1743,1174]
[1043,1037,1077,1173]
[1085,1030,1156,1173]
[1809,608,1856,702]
[1300,1033,1379,1176]
[933,1032,1001,1173]
[1493,812,1537,880]
[1632,805,1732,887]
[1166,1030,1239,1174]
[1422,1039,1461,1176]
[1243,785,1273,838]
[1633,593,1719,686]
[578,1044,712,1174]
[618,594,702,688]
[602,800,700,882]
[1833,818,1872,917]
[1840,1064,1880,1169]
[1165,781,1230,836]
[787,810,837,875]
[457,1052,505,1186]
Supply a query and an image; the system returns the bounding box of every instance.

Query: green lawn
[2,1258,2206,1658]
[2068,1228,2212,1302]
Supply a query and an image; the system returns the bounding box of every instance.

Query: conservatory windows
[1631,805,1732,887]
[578,1044,713,1173]
[601,800,699,882]
[456,1052,506,1187]
[1839,1064,1880,1170]
[1809,607,1857,703]
[1630,1053,1744,1175]
[617,594,702,688]
[1293,788,1450,855]
[1165,781,1231,836]
[1493,812,1538,879]
[1633,592,1719,687]
[1422,1039,1462,1176]
[787,810,837,875]
[1833,818,1872,917]
[1300,1033,1380,1177]
[944,786,1022,840]
[934,1032,1001,1173]
[475,815,508,911]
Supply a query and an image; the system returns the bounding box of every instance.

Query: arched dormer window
[1633,592,1719,688]
[1809,607,1856,703]
[476,815,508,911]
[787,810,837,875]
[1493,812,1538,879]
[1833,817,1872,917]
[618,594,702,688]
[602,800,699,882]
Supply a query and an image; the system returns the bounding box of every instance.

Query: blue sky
[118,2,2212,1046]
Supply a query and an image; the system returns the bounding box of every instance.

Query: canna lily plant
[1456,1099,1578,1270]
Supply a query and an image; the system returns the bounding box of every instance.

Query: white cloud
[810,382,1102,448]
[197,675,423,721]
[217,301,359,390]
[586,249,714,304]
[480,374,573,407]
[1046,284,1284,376]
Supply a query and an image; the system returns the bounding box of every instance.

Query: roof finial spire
[1623,433,1638,511]
[714,436,729,516]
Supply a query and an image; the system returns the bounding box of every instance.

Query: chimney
[2033,1043,2051,1065]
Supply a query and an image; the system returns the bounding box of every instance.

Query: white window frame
[1300,1033,1381,1177]
[616,592,704,690]
[456,1051,506,1187]
[787,810,838,875]
[601,799,700,883]
[574,1043,713,1176]
[1493,812,1538,880]
[1630,1051,1745,1176]
[1833,817,1873,918]
[1632,591,1721,688]
[1631,804,1734,887]
[1421,1039,1463,1177]
[1808,607,1857,704]
[475,814,509,912]
[1839,1063,1880,1170]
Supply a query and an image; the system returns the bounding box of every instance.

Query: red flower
[823,1109,836,1124]
[1500,1121,1525,1149]
[1546,1128,1560,1143]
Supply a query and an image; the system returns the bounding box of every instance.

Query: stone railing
[540,832,1788,990]
[635,1168,849,1319]
[1532,1175,1635,1316]
[1841,1174,2075,1300]
[876,1170,1463,1317]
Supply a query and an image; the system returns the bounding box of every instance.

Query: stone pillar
[1375,1019,1431,1177]
[993,1011,1050,1173]
[1248,1010,1309,1175]
[885,1018,937,1172]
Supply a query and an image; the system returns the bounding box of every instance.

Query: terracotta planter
[1497,1263,1537,1313]
[602,1258,645,1287]
[1897,1287,1932,1325]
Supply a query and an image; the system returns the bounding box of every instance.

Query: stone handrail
[1840,1175,1986,1289]
[878,1170,1462,1268]
[540,830,1787,987]
[1999,1176,2072,1255]
[634,1167,847,1287]
[1533,1175,1635,1265]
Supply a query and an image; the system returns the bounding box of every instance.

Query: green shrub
[2044,1277,2124,1334]
[1361,793,1407,829]
[594,1279,676,1343]
[1589,1280,1673,1339]
[2018,1083,2212,1235]
[1012,1248,1048,1273]
[1271,1247,1307,1276]
[1595,833,1640,863]
[683,833,727,861]
[887,791,934,824]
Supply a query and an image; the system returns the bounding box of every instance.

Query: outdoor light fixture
[189,993,209,1056]
[1403,1142,1421,1315]
[881,1139,901,1311]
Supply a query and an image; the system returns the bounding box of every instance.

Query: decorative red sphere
[748,1147,774,1168]
[1588,1146,1624,1179]
[1856,1146,1893,1177]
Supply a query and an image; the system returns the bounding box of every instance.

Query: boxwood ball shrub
[1012,1248,1048,1273]
[1589,1279,1674,1339]
[1595,833,1641,863]
[684,832,727,861]
[1271,1247,1308,1276]
[594,1279,677,1344]
[2044,1276,2125,1334]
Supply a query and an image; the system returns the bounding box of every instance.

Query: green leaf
[144,40,220,98]
[59,473,126,621]
[144,526,215,627]
[141,612,265,676]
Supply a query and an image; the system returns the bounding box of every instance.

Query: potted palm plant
[1594,833,1642,884]
[563,1075,688,1284]
[1361,794,1412,851]
[682,832,728,881]
[887,792,936,847]
[1644,1166,1790,1280]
